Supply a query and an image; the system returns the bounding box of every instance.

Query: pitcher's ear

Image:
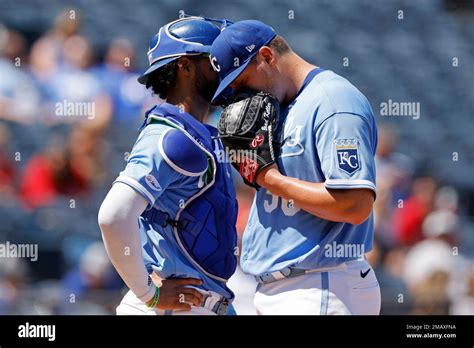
[258,46,275,65]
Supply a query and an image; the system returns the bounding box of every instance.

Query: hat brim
[137,56,179,85]
[211,58,252,104]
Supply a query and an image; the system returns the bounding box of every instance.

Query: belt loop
[201,293,211,308]
[202,292,229,315]
[212,298,229,315]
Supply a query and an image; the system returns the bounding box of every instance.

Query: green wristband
[146,286,160,308]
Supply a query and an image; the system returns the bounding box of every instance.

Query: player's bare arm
[256,165,374,225]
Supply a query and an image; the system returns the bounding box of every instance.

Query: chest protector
[140,103,238,282]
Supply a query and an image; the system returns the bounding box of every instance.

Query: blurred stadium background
[0,0,473,315]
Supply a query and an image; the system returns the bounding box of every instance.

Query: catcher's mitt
[217,90,280,188]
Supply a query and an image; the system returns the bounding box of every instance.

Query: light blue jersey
[241,68,378,276]
[114,114,235,299]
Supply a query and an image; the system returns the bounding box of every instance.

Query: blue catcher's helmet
[138,16,232,85]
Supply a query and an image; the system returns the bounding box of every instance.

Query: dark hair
[145,60,178,99]
[268,35,291,55]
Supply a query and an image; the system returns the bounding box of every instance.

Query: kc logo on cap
[210,55,221,72]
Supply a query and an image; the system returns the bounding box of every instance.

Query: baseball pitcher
[211,20,381,315]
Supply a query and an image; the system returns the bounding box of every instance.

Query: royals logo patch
[145,174,162,191]
[334,139,360,175]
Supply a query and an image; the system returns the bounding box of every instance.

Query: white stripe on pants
[253,259,381,315]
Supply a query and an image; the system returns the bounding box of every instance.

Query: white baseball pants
[253,259,381,315]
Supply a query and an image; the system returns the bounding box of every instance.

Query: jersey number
[263,190,300,216]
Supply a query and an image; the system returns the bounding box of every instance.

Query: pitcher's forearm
[257,166,374,224]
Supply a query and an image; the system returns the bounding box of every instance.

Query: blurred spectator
[411,270,450,315]
[374,126,414,248]
[450,265,474,315]
[368,241,412,314]
[50,9,81,39]
[28,10,84,123]
[0,123,16,200]
[19,123,108,209]
[434,186,459,213]
[403,209,462,314]
[392,176,437,246]
[29,37,59,94]
[42,35,112,129]
[91,38,148,123]
[423,209,459,240]
[61,242,123,298]
[42,8,82,65]
[376,127,415,200]
[0,257,30,314]
[20,134,90,209]
[0,26,41,123]
[0,26,27,63]
[69,125,108,186]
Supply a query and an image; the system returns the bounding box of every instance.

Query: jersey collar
[281,67,325,111]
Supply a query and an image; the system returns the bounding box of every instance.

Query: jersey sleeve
[315,112,376,193]
[114,125,181,207]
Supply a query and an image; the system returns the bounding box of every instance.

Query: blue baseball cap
[210,20,276,103]
[138,16,232,85]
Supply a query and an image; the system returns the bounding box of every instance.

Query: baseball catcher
[98,16,238,315]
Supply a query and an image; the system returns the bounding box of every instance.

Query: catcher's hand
[147,276,204,311]
[218,90,281,188]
